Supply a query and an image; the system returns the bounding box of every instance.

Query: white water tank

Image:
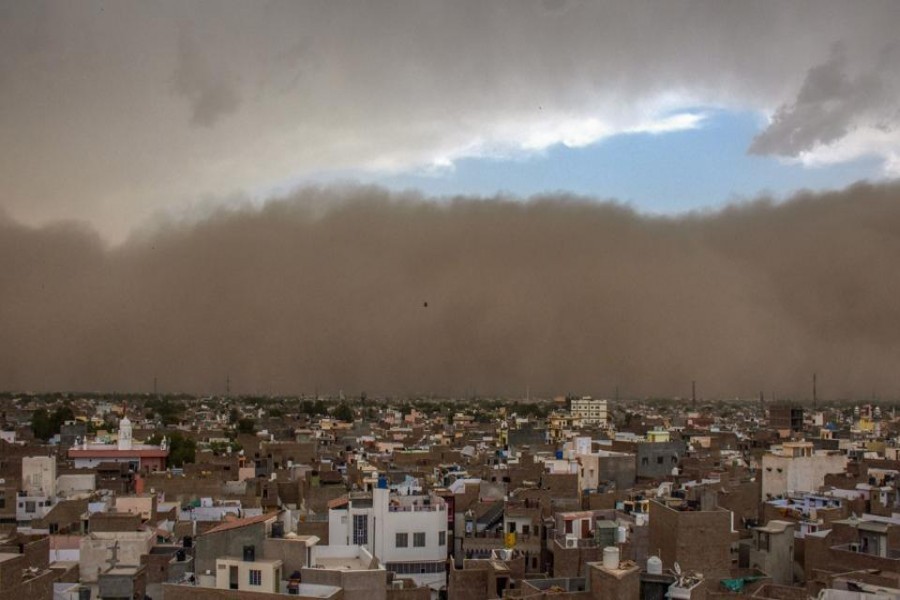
[603,546,620,570]
[647,555,663,575]
[617,525,628,543]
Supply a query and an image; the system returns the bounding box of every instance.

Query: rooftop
[203,512,278,535]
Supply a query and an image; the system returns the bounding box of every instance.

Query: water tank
[183,536,193,549]
[602,546,620,570]
[272,521,285,538]
[617,525,628,543]
[555,450,564,460]
[243,545,256,562]
[78,588,91,600]
[647,555,663,575]
[176,549,186,562]
[377,475,388,489]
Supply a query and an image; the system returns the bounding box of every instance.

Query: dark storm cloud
[750,44,898,156]
[1,1,899,238]
[2,183,900,399]
[172,33,242,128]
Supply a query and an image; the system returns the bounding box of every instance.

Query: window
[641,457,649,466]
[353,514,368,545]
[249,569,262,586]
[522,525,530,536]
[385,561,445,575]
[25,501,36,513]
[396,533,408,548]
[439,531,446,546]
[413,532,426,547]
[657,456,663,465]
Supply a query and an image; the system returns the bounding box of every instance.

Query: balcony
[388,503,445,513]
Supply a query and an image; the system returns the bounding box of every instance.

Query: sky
[2,0,899,239]
[2,1,900,396]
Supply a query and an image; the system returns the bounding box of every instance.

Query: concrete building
[570,397,609,427]
[761,442,847,500]
[328,479,449,593]
[746,520,795,585]
[79,530,155,584]
[215,554,283,594]
[769,405,804,433]
[577,450,636,492]
[635,440,685,480]
[68,415,168,472]
[22,456,55,497]
[194,512,279,576]
[0,534,56,600]
[648,500,733,578]
[17,456,57,524]
[303,545,387,600]
[588,556,641,600]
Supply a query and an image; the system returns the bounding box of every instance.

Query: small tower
[118,413,133,451]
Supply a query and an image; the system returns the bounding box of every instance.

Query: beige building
[570,397,608,426]
[22,456,56,497]
[761,442,847,500]
[215,555,283,594]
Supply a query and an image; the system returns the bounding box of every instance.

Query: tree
[31,408,52,441]
[332,403,354,422]
[148,432,196,467]
[31,406,75,441]
[146,398,183,426]
[237,418,256,434]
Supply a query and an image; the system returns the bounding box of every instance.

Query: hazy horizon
[3,1,899,398]
[3,181,900,398]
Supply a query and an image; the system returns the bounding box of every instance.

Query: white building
[23,456,56,497]
[68,414,169,471]
[17,456,57,524]
[761,441,848,500]
[569,397,608,426]
[328,479,448,593]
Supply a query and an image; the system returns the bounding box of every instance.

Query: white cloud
[1,1,898,239]
[793,126,900,176]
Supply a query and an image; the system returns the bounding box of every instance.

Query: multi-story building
[17,456,57,525]
[328,477,449,592]
[569,397,609,427]
[761,441,847,500]
[648,499,734,578]
[769,405,804,433]
[745,520,795,585]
